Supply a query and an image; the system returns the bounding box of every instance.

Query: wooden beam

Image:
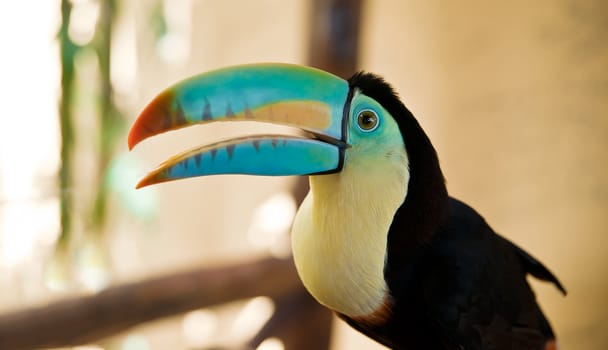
[0,257,300,350]
[308,0,363,79]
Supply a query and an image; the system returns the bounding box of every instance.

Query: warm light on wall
[247,192,297,257]
[157,0,192,65]
[181,309,219,347]
[0,0,61,268]
[257,337,285,350]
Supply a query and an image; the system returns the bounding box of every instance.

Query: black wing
[508,239,566,295]
[419,198,565,350]
[357,197,565,350]
[341,198,565,350]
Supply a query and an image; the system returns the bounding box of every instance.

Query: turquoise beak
[128,63,350,188]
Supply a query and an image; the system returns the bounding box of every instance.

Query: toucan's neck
[384,116,449,293]
[291,72,449,320]
[291,151,409,319]
[346,71,449,248]
[345,71,449,294]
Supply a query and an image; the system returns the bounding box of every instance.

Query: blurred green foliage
[57,0,125,247]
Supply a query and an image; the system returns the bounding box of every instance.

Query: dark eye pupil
[358,111,378,130]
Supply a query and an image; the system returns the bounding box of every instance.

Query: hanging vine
[57,0,77,249]
[56,0,125,274]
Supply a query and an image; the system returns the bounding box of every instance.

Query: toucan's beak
[128,63,350,188]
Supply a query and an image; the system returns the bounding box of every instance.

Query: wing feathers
[509,240,567,295]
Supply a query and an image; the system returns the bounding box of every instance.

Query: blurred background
[0,0,606,349]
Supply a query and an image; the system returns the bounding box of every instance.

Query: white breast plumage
[291,145,409,318]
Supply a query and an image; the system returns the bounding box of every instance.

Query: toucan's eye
[356,110,379,132]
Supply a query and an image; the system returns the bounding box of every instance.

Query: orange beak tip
[134,171,171,190]
[128,89,178,151]
[127,138,136,151]
[135,176,155,190]
[127,129,144,150]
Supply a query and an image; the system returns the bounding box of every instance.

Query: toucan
[128,63,566,350]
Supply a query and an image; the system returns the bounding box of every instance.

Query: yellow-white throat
[291,92,410,318]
